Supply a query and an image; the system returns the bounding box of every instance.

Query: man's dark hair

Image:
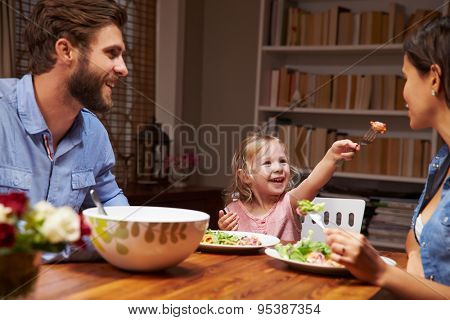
[403,16,450,107]
[25,0,127,75]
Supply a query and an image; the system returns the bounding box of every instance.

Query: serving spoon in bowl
[90,189,107,215]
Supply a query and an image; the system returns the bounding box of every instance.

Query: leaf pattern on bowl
[89,217,201,254]
[88,217,106,253]
[89,217,112,244]
[116,242,129,255]
[113,222,129,239]
[179,223,187,240]
[89,218,129,255]
[145,224,157,243]
[159,223,171,244]
[170,223,180,243]
[131,222,140,237]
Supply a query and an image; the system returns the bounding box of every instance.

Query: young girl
[218,134,359,241]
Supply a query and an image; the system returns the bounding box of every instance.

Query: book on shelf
[268,1,444,47]
[269,0,288,46]
[329,6,350,45]
[277,67,290,106]
[368,226,410,241]
[270,69,280,107]
[386,138,401,176]
[331,75,347,109]
[370,75,383,110]
[388,2,406,43]
[368,204,412,251]
[267,69,406,111]
[337,11,353,45]
[309,127,328,168]
[383,74,397,110]
[371,212,412,226]
[375,206,415,217]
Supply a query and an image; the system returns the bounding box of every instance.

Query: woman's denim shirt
[411,144,450,285]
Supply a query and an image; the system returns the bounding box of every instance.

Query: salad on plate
[274,230,342,268]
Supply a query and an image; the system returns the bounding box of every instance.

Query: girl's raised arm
[288,140,359,208]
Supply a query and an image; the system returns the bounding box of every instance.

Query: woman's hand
[324,228,388,286]
[218,210,239,231]
[327,139,360,163]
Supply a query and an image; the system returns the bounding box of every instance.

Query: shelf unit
[254,0,448,184]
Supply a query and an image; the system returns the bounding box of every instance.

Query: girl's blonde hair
[224,133,300,205]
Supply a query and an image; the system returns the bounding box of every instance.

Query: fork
[358,127,378,146]
[309,212,326,229]
[336,126,379,167]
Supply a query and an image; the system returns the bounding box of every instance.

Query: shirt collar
[16,74,86,139]
[17,74,49,134]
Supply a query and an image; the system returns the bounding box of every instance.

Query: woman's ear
[54,38,76,65]
[430,64,442,94]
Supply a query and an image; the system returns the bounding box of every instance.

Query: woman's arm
[289,140,359,207]
[378,265,450,299]
[325,228,449,299]
[405,229,424,276]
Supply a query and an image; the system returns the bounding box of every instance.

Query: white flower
[0,204,13,224]
[40,206,80,243]
[33,201,56,221]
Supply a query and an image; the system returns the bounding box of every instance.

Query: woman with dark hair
[325,16,450,299]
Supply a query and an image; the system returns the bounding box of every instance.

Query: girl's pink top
[225,192,301,242]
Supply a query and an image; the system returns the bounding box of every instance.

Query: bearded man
[0,0,129,261]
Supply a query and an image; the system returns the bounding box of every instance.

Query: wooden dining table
[31,250,406,300]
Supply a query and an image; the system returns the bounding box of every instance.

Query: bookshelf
[254,0,449,185]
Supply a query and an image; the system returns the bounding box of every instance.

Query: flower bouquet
[0,192,90,299]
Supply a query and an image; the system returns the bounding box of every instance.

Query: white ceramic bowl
[82,206,209,271]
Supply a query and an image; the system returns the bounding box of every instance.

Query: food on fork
[370,121,387,134]
[201,230,261,246]
[296,199,325,216]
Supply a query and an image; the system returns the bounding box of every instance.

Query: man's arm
[92,141,129,207]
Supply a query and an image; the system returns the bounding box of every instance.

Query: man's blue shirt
[0,74,128,210]
[0,74,129,262]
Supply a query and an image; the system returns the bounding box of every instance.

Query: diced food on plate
[201,230,262,246]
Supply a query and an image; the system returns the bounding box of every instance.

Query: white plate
[265,248,397,276]
[199,230,280,253]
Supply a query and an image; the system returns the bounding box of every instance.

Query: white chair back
[300,197,366,242]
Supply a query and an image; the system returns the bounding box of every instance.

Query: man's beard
[67,56,112,113]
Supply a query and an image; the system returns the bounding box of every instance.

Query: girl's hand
[218,210,239,231]
[328,139,360,163]
[324,228,388,286]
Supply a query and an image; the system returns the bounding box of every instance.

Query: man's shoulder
[80,108,109,137]
[0,78,18,101]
